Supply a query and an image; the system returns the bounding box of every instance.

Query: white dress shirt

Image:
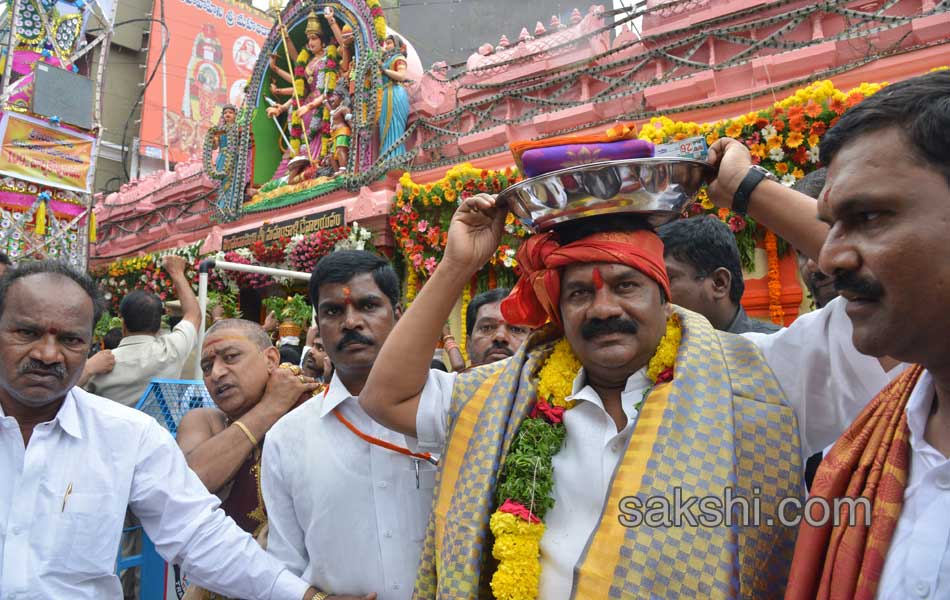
[877,371,950,600]
[416,298,895,598]
[85,320,198,406]
[0,386,310,600]
[261,371,438,600]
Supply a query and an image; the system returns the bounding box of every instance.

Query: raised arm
[706,137,828,260]
[177,369,320,493]
[269,54,295,85]
[163,255,201,331]
[359,194,506,435]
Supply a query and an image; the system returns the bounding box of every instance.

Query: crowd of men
[0,70,947,600]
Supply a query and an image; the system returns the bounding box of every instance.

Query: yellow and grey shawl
[413,308,802,599]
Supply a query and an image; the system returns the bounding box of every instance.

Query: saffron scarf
[785,365,920,600]
[500,230,671,329]
[413,308,802,599]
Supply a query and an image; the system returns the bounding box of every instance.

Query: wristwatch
[732,165,778,216]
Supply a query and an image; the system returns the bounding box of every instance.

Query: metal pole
[195,258,311,379]
[159,0,169,171]
[196,263,209,380]
[1,0,21,100]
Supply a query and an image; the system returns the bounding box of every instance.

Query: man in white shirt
[0,260,323,600]
[84,254,200,406]
[262,250,434,600]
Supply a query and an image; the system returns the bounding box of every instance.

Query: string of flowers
[202,122,237,180]
[285,224,351,273]
[459,280,473,361]
[392,163,527,290]
[366,0,387,43]
[489,315,682,600]
[639,79,886,270]
[764,230,785,325]
[405,266,418,304]
[223,249,275,289]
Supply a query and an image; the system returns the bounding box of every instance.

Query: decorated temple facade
[91,0,950,329]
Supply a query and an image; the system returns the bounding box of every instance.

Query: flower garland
[392,164,527,289]
[223,249,275,289]
[405,267,418,304]
[459,281,473,360]
[289,47,312,155]
[285,225,351,273]
[639,79,886,270]
[489,314,682,600]
[764,230,785,325]
[366,0,387,43]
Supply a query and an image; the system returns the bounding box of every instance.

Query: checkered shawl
[412,307,803,599]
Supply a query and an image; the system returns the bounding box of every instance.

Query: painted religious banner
[0,111,96,192]
[139,0,272,164]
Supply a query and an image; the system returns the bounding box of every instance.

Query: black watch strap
[732,166,768,216]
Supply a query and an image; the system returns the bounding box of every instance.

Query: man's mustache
[581,317,639,340]
[833,271,885,301]
[19,359,66,379]
[488,341,513,356]
[337,331,374,351]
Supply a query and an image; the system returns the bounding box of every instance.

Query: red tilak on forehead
[48,327,59,335]
[342,286,353,304]
[592,267,605,290]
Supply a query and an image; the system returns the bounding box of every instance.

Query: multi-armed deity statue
[204,0,414,218]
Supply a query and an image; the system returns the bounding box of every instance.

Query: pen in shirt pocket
[61,482,73,512]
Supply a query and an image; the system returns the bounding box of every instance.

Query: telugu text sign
[221,207,347,252]
[0,111,96,193]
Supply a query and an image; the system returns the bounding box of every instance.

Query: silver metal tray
[497,157,714,231]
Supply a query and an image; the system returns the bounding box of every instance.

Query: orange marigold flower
[810,121,827,137]
[846,92,864,108]
[829,97,846,115]
[706,130,720,145]
[749,143,766,159]
[785,131,805,148]
[787,105,804,119]
[766,136,784,150]
[804,100,823,118]
[772,118,786,132]
[775,162,789,175]
[725,122,743,138]
[754,117,770,129]
[793,168,805,179]
[792,146,809,165]
[788,115,806,133]
[807,134,820,148]
[718,208,730,221]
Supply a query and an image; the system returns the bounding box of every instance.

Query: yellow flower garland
[489,314,682,600]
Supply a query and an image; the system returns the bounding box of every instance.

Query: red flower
[846,93,864,108]
[772,118,785,132]
[792,146,809,166]
[530,399,566,424]
[655,367,674,384]
[810,121,827,137]
[498,499,541,524]
[370,7,384,17]
[829,97,846,115]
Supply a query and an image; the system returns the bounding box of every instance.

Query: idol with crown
[359,126,805,599]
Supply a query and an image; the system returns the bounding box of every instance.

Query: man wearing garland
[360,124,898,597]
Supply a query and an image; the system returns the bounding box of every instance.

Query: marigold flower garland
[764,230,785,325]
[489,314,682,600]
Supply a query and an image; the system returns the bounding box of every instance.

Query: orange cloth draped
[785,365,921,600]
[500,230,671,328]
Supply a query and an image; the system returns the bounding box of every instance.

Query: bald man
[177,319,321,537]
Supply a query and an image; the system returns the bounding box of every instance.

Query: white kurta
[262,371,439,600]
[0,387,309,600]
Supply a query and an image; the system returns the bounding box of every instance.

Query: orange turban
[500,230,671,328]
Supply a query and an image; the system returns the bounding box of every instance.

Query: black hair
[103,327,123,350]
[309,250,400,310]
[791,167,827,200]
[430,358,448,372]
[0,260,106,332]
[821,71,950,182]
[466,287,510,336]
[552,215,668,303]
[119,290,163,334]
[279,344,302,366]
[657,215,745,304]
[0,252,10,266]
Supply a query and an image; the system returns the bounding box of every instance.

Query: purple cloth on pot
[521,139,654,178]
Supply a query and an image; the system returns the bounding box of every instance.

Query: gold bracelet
[233,420,259,447]
[310,592,329,600]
